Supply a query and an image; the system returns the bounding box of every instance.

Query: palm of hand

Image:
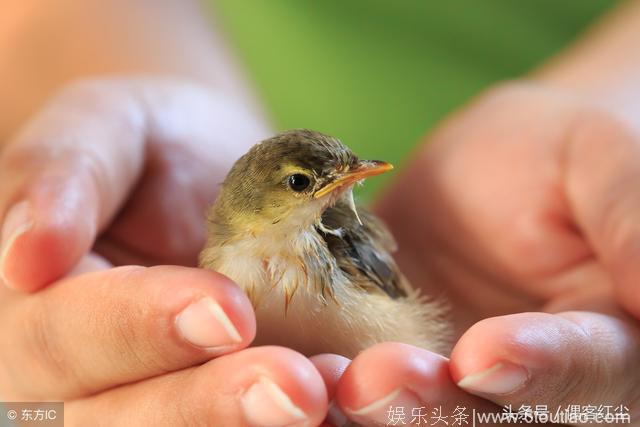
[376,83,638,336]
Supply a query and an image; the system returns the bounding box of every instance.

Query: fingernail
[176,297,242,349]
[241,376,307,426]
[457,361,529,395]
[347,387,422,425]
[0,201,33,289]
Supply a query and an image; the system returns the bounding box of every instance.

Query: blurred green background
[210,0,614,201]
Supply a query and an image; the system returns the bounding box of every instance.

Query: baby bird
[200,129,449,358]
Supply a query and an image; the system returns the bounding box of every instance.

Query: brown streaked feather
[317,199,409,298]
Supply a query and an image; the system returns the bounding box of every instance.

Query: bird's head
[211,129,392,236]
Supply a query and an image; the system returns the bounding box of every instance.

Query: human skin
[368,83,640,426]
[2,1,640,426]
[343,2,640,425]
[0,1,330,425]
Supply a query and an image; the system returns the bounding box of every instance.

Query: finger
[451,312,640,423]
[0,79,264,291]
[0,265,255,399]
[0,80,147,291]
[336,342,503,427]
[310,354,350,426]
[66,346,328,427]
[92,82,267,267]
[564,113,640,317]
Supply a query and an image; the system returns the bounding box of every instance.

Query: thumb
[451,312,640,424]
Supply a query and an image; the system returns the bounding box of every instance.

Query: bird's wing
[318,200,409,298]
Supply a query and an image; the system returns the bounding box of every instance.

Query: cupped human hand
[0,79,333,426]
[0,262,329,425]
[329,82,640,426]
[0,78,269,292]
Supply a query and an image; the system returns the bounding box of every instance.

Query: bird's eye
[288,174,311,192]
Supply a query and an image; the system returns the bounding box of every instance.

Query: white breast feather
[205,226,450,357]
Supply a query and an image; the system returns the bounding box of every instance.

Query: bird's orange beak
[314,160,393,199]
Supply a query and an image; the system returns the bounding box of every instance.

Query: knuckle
[174,390,215,427]
[24,301,77,387]
[1,78,146,176]
[554,313,627,404]
[109,309,166,374]
[172,368,236,426]
[557,327,597,404]
[100,271,174,373]
[114,268,192,372]
[54,79,146,139]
